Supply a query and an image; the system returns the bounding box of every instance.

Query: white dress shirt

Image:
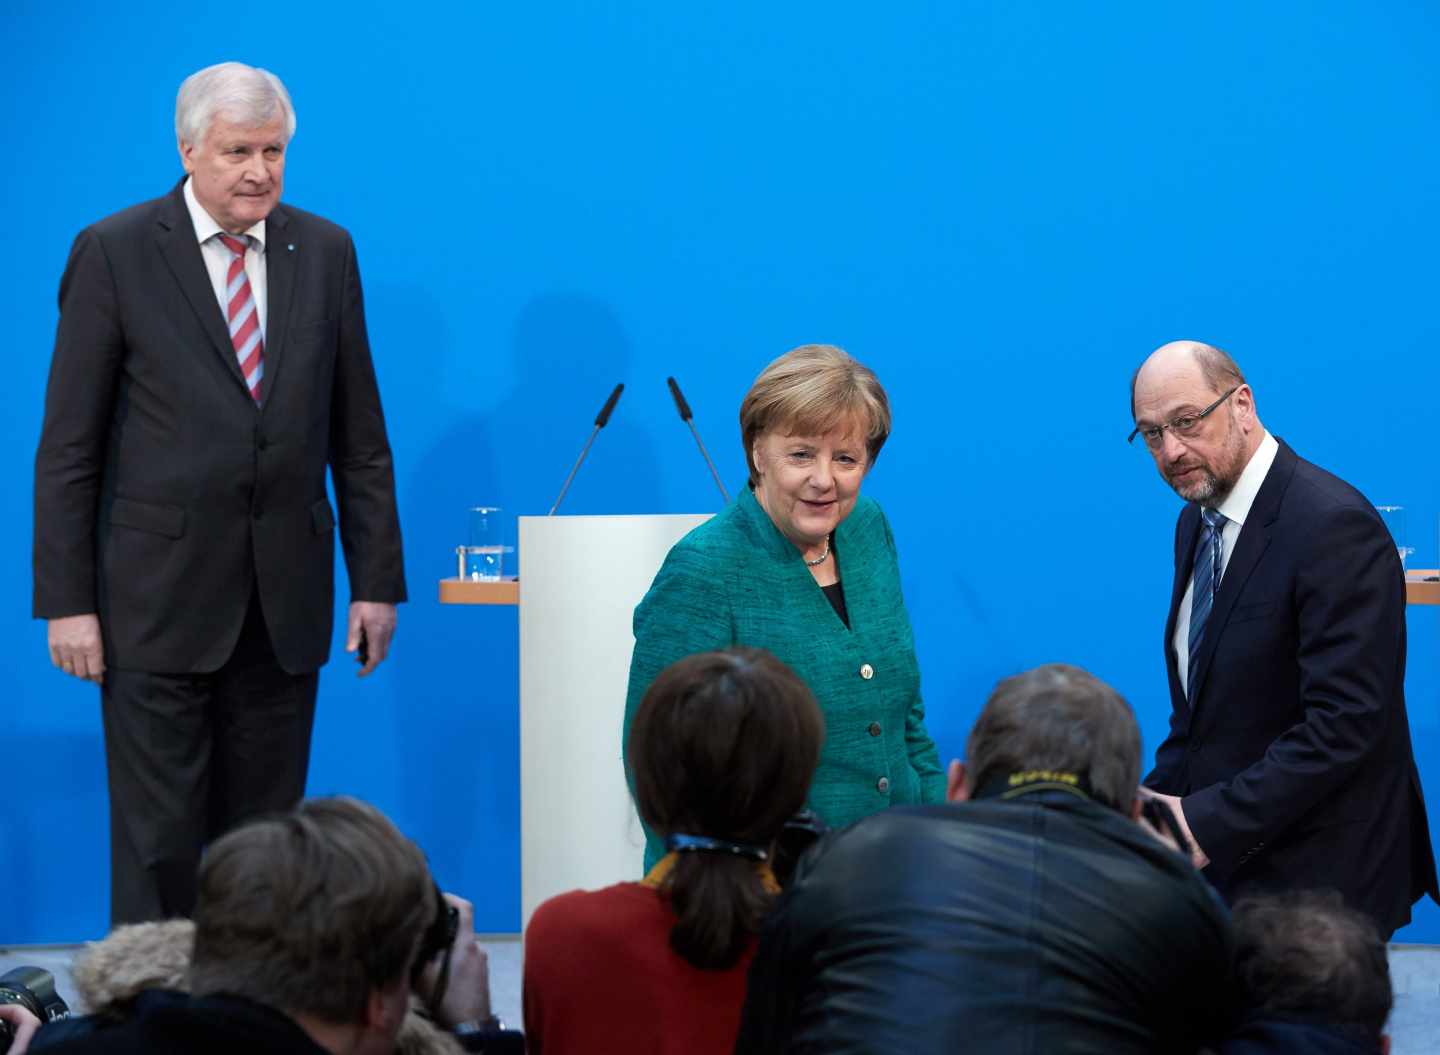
[182,177,268,338]
[1174,430,1279,696]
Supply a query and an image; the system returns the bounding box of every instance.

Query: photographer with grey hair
[34,61,406,926]
[735,663,1236,1055]
[1223,891,1393,1055]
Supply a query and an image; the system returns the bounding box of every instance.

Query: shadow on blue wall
[378,294,663,922]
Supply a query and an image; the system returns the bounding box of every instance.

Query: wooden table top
[438,577,520,606]
[435,573,1440,607]
[1408,571,1440,606]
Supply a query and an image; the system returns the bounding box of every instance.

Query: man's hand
[0,1003,42,1054]
[346,601,397,677]
[1137,787,1210,869]
[419,892,492,1028]
[48,613,105,683]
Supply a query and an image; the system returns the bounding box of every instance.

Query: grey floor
[4,939,1439,1050]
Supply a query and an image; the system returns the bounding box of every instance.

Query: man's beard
[1169,465,1223,503]
[1163,423,1246,506]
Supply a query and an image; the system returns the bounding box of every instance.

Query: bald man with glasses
[1128,340,1436,939]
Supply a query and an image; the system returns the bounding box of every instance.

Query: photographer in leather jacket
[735,663,1236,1055]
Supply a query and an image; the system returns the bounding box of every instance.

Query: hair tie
[665,833,768,861]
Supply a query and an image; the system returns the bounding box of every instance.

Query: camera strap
[971,769,1096,803]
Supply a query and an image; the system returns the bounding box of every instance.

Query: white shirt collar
[1213,430,1278,527]
[182,176,266,250]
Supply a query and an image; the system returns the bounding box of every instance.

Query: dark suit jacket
[1146,438,1437,934]
[33,181,406,674]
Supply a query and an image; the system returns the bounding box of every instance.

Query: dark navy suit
[1147,439,1436,936]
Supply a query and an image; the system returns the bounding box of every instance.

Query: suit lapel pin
[287,243,295,252]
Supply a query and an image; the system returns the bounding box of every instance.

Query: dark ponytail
[666,853,770,968]
[628,648,823,969]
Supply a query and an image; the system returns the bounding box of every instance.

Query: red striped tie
[217,234,264,403]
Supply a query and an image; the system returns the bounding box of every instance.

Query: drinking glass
[1375,505,1414,570]
[457,506,505,581]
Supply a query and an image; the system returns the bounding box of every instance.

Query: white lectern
[516,513,711,926]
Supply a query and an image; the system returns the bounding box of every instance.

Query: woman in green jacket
[623,343,945,871]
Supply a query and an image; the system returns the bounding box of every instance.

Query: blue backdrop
[4,1,1437,942]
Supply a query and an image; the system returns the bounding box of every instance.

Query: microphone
[549,383,624,515]
[595,383,623,428]
[667,376,730,504]
[666,376,693,421]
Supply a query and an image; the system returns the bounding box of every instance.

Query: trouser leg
[208,591,319,837]
[100,669,212,926]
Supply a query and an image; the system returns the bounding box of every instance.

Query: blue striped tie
[1188,507,1228,685]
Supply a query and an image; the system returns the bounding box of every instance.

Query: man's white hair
[175,62,296,146]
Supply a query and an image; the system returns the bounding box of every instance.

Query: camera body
[0,966,71,1053]
[411,884,461,992]
[772,808,829,888]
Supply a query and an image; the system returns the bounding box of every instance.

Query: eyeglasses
[1128,386,1238,448]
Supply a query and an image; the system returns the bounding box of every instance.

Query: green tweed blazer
[623,487,945,871]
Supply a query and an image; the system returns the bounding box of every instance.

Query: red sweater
[522,882,755,1055]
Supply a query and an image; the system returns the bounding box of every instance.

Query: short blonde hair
[739,344,891,484]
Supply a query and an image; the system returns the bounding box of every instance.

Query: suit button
[1188,742,1201,754]
[876,776,890,794]
[868,722,882,737]
[257,437,268,451]
[859,663,874,680]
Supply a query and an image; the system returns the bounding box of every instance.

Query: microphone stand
[550,383,624,515]
[667,376,730,504]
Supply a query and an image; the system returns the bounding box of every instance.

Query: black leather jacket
[735,792,1236,1054]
